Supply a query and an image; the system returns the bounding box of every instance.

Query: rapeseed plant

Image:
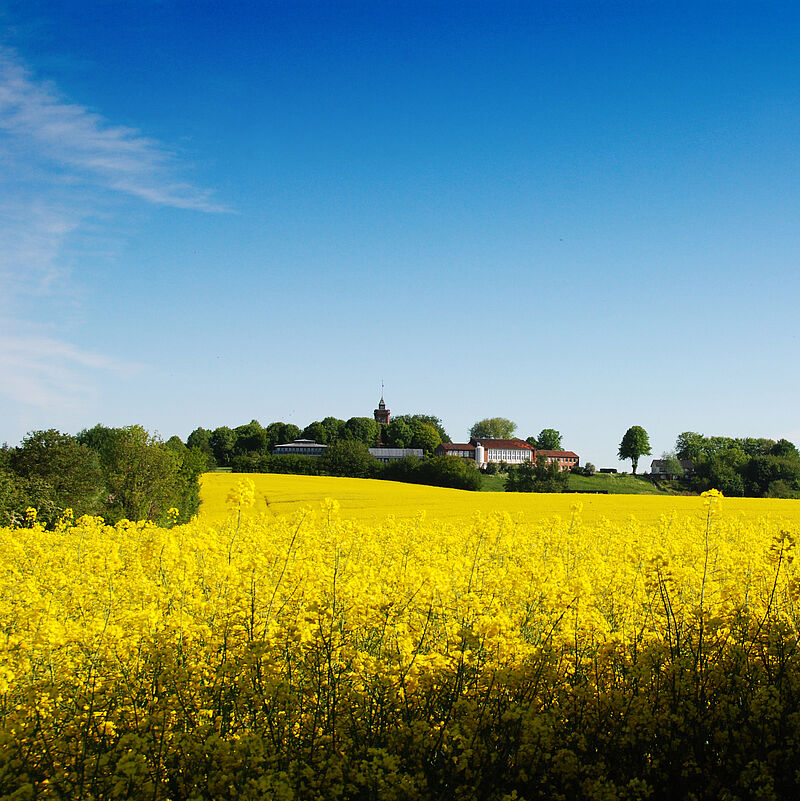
[2,487,800,799]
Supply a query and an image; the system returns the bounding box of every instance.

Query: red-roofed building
[436,437,536,467]
[436,439,579,471]
[438,442,476,459]
[536,450,580,471]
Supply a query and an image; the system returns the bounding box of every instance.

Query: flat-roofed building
[369,447,423,463]
[272,439,327,457]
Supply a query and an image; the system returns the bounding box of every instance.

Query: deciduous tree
[537,428,563,450]
[409,422,441,456]
[322,440,377,478]
[470,417,516,440]
[342,417,380,446]
[187,427,217,469]
[391,414,450,443]
[209,426,237,467]
[505,455,568,493]
[302,421,329,444]
[385,418,413,449]
[11,429,103,522]
[618,426,651,474]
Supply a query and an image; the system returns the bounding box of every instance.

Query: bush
[321,440,378,478]
[383,455,482,491]
[506,457,569,492]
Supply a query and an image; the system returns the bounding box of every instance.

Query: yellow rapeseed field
[199,471,800,527]
[3,479,800,799]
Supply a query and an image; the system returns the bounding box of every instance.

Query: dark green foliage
[76,423,118,456]
[284,424,302,443]
[505,456,569,493]
[618,426,651,474]
[470,417,516,439]
[416,455,482,490]
[409,422,441,455]
[165,435,187,453]
[228,451,269,472]
[264,421,301,449]
[676,432,800,498]
[536,428,563,450]
[391,414,450,444]
[385,418,414,448]
[91,425,185,524]
[301,421,330,444]
[382,455,482,491]
[234,420,270,455]
[0,468,31,526]
[322,440,378,478]
[772,439,800,459]
[172,447,207,520]
[342,417,380,447]
[10,429,103,524]
[4,426,202,526]
[677,432,778,462]
[209,426,237,467]
[705,447,748,497]
[744,455,800,498]
[265,454,323,475]
[186,427,217,469]
[320,417,347,443]
[230,452,322,476]
[380,455,423,483]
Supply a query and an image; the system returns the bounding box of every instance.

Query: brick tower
[373,386,390,426]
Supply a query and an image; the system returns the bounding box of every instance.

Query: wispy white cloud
[0,334,140,410]
[0,198,82,302]
[0,45,228,212]
[0,45,223,415]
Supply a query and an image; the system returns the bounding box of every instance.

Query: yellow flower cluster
[2,492,800,799]
[225,476,256,509]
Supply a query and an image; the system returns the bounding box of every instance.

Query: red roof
[536,450,579,459]
[469,438,535,450]
[439,443,476,452]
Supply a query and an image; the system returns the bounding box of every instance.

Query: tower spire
[374,383,390,425]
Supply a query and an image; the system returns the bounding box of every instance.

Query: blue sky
[1,1,799,469]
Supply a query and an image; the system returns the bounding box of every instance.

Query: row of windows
[274,447,326,455]
[487,450,531,461]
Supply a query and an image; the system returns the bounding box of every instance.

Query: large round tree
[469,417,516,440]
[618,426,652,474]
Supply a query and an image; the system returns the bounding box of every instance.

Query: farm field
[199,471,800,527]
[3,478,800,798]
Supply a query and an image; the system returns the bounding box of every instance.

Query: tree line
[186,413,480,492]
[255,441,481,492]
[672,431,800,498]
[0,413,483,527]
[188,414,449,471]
[0,426,205,528]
